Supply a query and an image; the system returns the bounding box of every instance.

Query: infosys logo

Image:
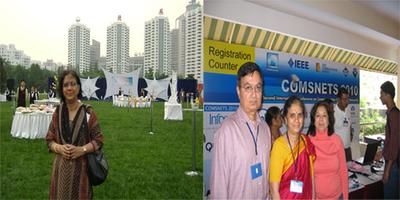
[288,58,309,69]
[209,113,228,125]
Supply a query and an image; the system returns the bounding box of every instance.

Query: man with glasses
[210,62,271,199]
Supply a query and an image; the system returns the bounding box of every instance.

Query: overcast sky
[0,0,193,64]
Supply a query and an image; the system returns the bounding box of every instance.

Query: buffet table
[164,102,183,120]
[34,98,60,106]
[113,95,151,108]
[11,111,53,139]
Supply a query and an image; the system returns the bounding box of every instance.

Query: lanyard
[286,133,301,177]
[246,122,259,156]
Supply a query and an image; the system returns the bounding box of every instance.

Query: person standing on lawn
[45,70,104,199]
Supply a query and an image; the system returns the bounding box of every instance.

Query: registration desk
[348,161,383,199]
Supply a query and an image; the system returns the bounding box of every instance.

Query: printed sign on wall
[203,39,360,196]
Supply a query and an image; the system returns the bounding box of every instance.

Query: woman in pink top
[307,101,348,199]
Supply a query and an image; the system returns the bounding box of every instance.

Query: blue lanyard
[246,122,259,156]
[286,132,306,177]
[286,133,301,177]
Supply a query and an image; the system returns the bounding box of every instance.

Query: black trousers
[345,147,352,162]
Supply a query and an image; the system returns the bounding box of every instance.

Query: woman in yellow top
[269,95,316,199]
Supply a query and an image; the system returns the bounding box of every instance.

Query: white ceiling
[354,0,400,24]
[247,0,399,46]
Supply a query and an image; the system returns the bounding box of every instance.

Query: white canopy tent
[144,77,171,101]
[80,77,100,99]
[102,68,140,99]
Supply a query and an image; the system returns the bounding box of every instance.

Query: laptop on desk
[354,141,381,166]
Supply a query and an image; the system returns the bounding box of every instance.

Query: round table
[11,111,53,139]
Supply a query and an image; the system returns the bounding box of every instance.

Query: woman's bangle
[52,143,58,153]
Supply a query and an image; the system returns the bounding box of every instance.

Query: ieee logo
[343,67,349,77]
[288,58,309,69]
[266,52,279,70]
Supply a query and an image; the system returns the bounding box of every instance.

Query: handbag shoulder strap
[82,104,101,151]
[82,104,92,141]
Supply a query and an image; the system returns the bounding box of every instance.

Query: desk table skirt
[11,112,53,139]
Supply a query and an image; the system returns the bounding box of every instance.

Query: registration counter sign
[204,39,254,75]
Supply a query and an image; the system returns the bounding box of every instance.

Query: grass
[0,101,203,199]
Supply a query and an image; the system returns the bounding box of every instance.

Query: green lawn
[0,101,203,199]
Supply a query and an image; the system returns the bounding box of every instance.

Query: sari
[45,103,104,199]
[270,134,315,199]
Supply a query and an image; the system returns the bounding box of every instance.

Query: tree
[186,74,195,80]
[0,57,7,92]
[3,61,56,93]
[155,72,168,79]
[56,65,65,77]
[360,97,367,109]
[81,69,104,78]
[144,68,154,79]
[29,64,42,88]
[177,74,185,79]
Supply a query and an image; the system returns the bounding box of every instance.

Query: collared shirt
[334,104,351,148]
[383,106,400,161]
[210,106,271,199]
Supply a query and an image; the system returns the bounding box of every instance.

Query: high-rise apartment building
[68,17,90,73]
[98,56,106,70]
[175,0,203,82]
[0,44,31,68]
[128,53,144,76]
[90,39,100,71]
[176,14,186,77]
[43,59,58,71]
[144,9,171,77]
[106,15,130,73]
[170,28,180,74]
[184,0,203,82]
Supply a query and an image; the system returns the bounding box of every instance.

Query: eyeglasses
[63,82,78,88]
[241,84,263,93]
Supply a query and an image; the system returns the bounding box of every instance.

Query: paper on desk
[348,171,354,177]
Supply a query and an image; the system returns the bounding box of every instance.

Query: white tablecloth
[11,111,53,139]
[164,102,183,120]
[113,95,150,108]
[0,94,6,102]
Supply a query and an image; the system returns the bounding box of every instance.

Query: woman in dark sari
[46,70,104,199]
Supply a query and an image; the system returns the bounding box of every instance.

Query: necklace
[287,132,299,144]
[67,102,80,112]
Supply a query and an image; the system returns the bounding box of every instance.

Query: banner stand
[185,107,201,176]
[149,98,155,135]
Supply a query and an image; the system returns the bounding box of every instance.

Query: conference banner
[203,39,360,196]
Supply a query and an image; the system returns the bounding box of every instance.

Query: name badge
[343,118,349,127]
[290,180,303,193]
[250,163,262,180]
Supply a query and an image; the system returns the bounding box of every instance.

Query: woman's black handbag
[84,104,108,186]
[87,149,108,186]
